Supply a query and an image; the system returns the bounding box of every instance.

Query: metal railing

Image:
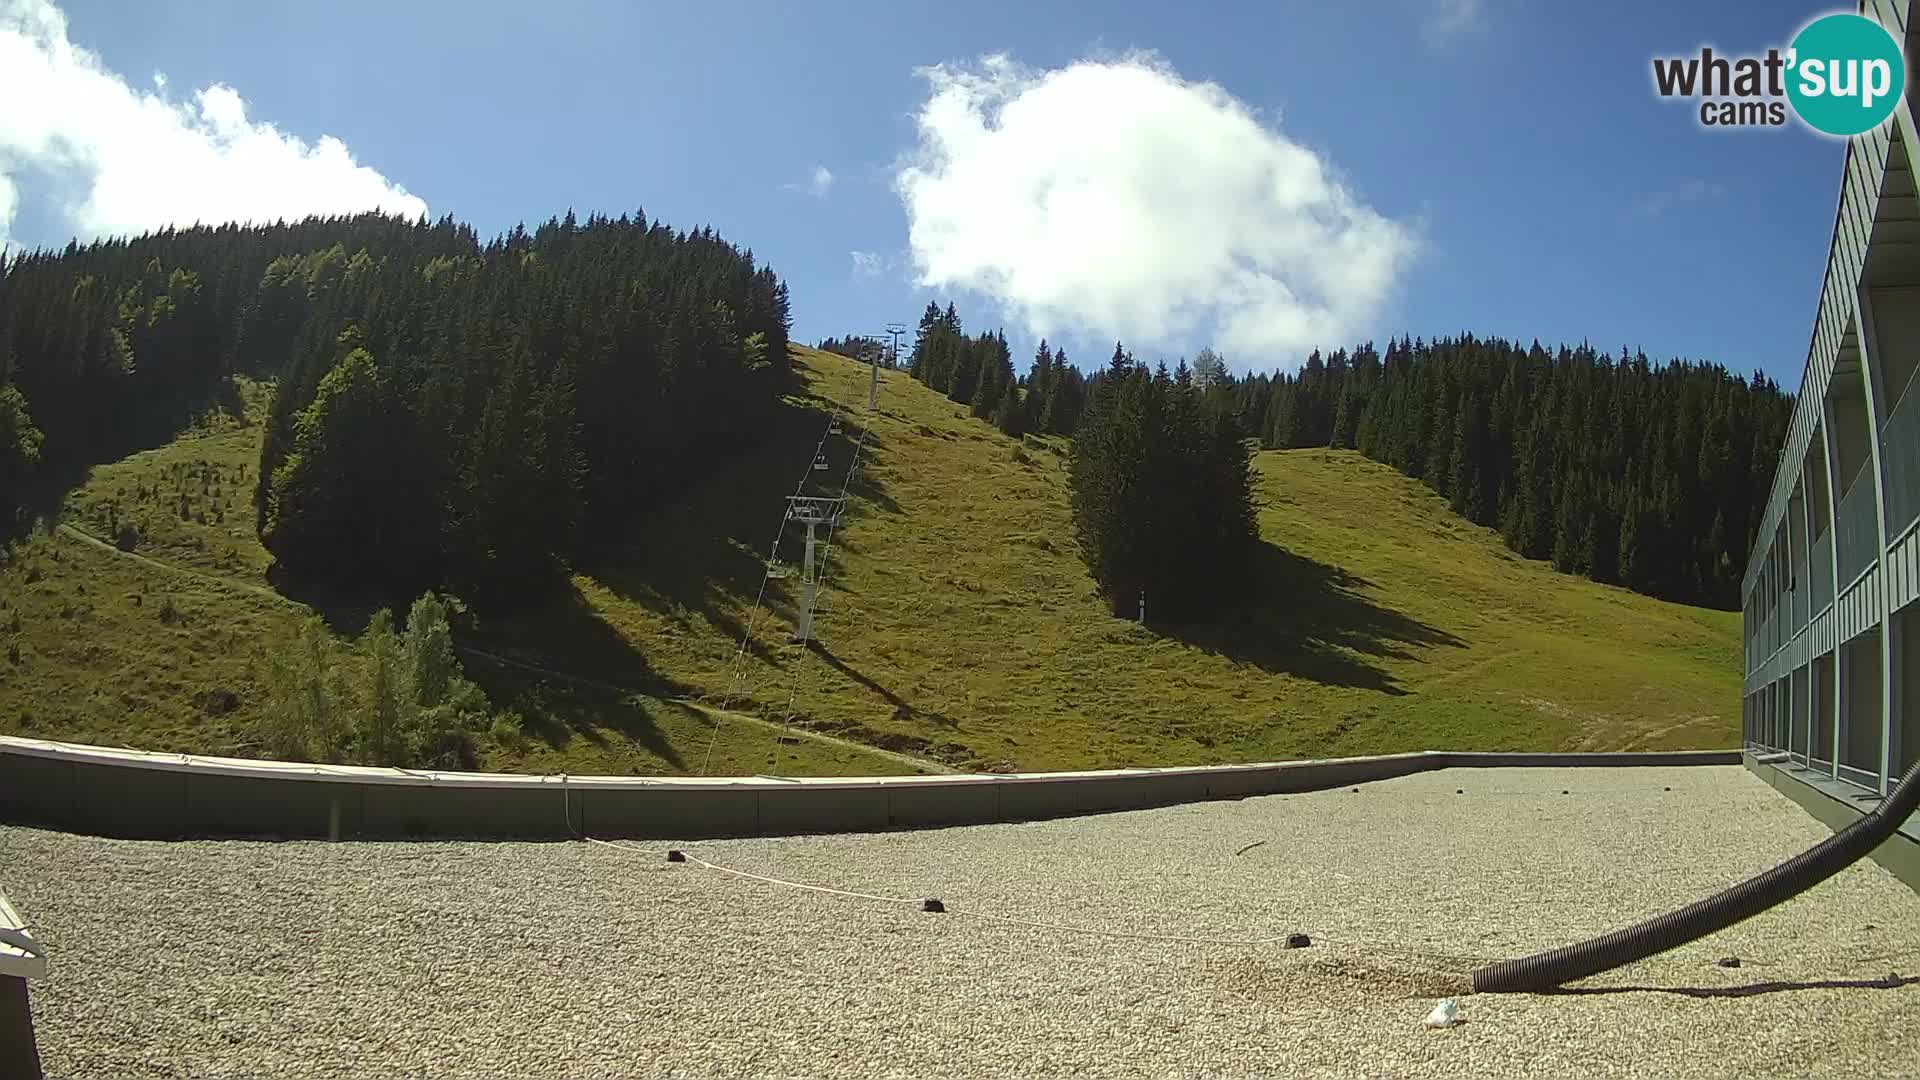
[1810,530,1835,613]
[1883,375,1920,541]
[1836,474,1881,588]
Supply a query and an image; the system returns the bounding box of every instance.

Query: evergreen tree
[1068,343,1256,620]
[1227,331,1789,607]
[969,350,1001,419]
[992,385,1025,438]
[359,608,405,766]
[258,615,350,763]
[0,384,42,536]
[2,208,793,607]
[1023,339,1053,432]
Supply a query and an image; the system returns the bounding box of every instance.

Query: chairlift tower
[784,495,844,642]
[874,322,907,412]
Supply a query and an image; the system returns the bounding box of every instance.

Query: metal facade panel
[1740,54,1918,663]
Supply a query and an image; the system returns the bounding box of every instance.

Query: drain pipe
[1472,756,1920,993]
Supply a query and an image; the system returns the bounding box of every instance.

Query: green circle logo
[1786,13,1905,137]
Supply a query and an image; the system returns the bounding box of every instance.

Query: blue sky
[1,0,1867,383]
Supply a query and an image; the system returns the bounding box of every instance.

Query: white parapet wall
[0,735,1740,840]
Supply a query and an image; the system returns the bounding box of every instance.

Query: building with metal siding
[1741,0,1920,799]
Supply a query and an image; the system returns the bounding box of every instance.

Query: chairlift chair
[813,454,829,471]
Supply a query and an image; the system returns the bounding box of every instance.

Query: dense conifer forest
[905,303,1254,618]
[1068,343,1259,619]
[905,302,1088,440]
[1245,338,1791,608]
[0,210,792,608]
[4,221,1790,619]
[908,304,1792,612]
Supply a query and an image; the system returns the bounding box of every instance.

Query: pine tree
[359,608,405,766]
[1024,339,1053,432]
[969,351,1001,419]
[1067,344,1254,621]
[992,385,1025,438]
[0,384,42,537]
[1042,357,1084,436]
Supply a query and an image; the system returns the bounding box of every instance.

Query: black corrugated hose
[1471,756,1920,993]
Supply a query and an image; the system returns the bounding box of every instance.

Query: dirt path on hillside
[53,522,956,776]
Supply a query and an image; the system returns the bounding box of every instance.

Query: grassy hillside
[0,346,1741,774]
[0,378,915,777]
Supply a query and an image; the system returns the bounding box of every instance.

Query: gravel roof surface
[5,764,1920,1078]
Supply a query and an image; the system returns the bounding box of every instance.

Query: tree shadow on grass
[581,398,898,666]
[265,569,387,636]
[456,576,695,700]
[1159,542,1467,694]
[453,580,701,769]
[846,467,902,516]
[808,640,957,729]
[469,661,688,771]
[8,375,249,542]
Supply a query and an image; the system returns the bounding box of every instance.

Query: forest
[1244,337,1791,608]
[1067,343,1259,619]
[0,210,792,608]
[3,217,1789,620]
[904,304,1254,618]
[906,303,1791,612]
[905,301,1088,440]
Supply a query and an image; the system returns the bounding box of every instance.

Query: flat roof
[5,765,1917,1077]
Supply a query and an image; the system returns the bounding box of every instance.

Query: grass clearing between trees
[0,348,1740,775]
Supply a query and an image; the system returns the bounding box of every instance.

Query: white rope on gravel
[582,831,1330,949]
[557,770,1492,964]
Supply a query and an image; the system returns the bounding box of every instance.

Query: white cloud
[850,249,885,278]
[0,0,426,250]
[784,164,834,198]
[1425,0,1484,45]
[1636,178,1725,217]
[0,173,17,255]
[893,53,1419,366]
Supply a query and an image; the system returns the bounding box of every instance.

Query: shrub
[257,616,350,762]
[352,591,498,769]
[357,609,406,767]
[484,713,530,757]
[157,596,181,624]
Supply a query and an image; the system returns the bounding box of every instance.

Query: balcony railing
[1810,529,1835,612]
[1884,376,1920,540]
[1836,475,1880,588]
